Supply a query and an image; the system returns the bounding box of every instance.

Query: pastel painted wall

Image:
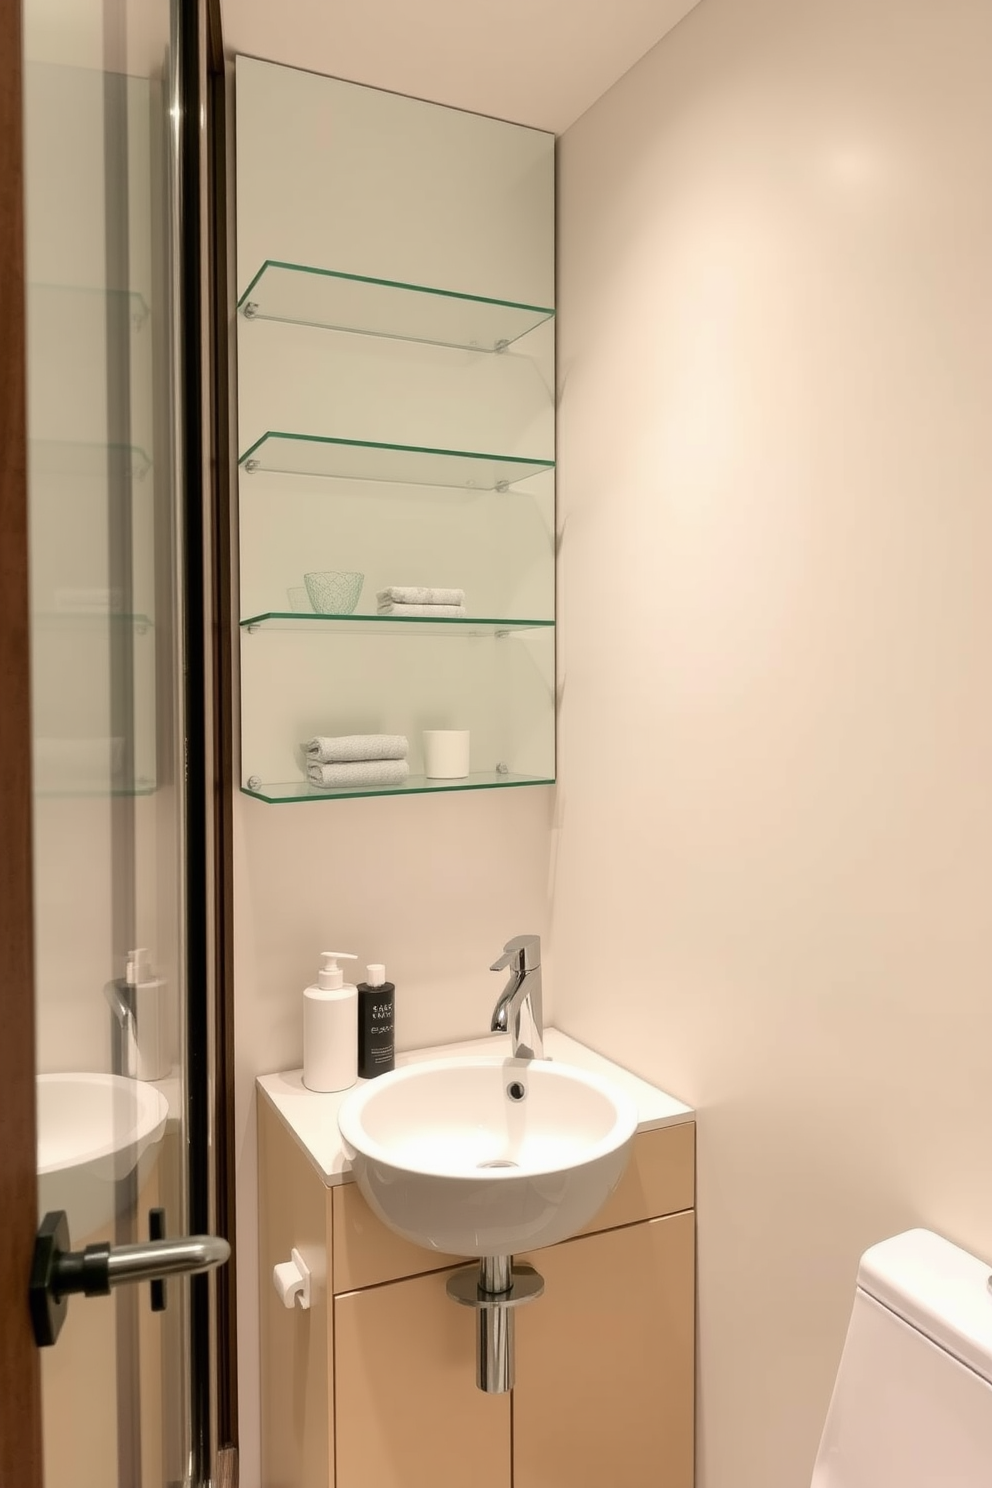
[232,58,556,1485]
[554,1,992,1485]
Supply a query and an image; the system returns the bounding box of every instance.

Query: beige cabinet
[336,1267,509,1488]
[258,1095,696,1488]
[516,1213,695,1488]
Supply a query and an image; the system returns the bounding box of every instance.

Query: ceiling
[220,0,704,134]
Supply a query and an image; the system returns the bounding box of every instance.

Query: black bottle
[357,964,395,1078]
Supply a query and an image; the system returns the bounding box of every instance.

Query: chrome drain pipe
[446,1254,544,1392]
[479,1255,513,1393]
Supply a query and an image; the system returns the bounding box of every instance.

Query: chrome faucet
[490,934,545,1060]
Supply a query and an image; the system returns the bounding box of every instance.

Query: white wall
[233,59,556,1485]
[555,2,992,1486]
[221,0,704,134]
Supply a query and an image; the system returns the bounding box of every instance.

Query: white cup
[422,730,470,779]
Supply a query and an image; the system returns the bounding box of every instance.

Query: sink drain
[476,1158,519,1169]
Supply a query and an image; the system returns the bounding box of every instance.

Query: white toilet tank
[811,1229,992,1488]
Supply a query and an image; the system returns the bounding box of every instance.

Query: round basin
[37,1073,170,1239]
[338,1056,638,1257]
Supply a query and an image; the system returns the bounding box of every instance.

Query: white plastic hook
[273,1248,311,1310]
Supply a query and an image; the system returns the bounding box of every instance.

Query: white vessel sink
[37,1073,170,1239]
[337,1056,638,1257]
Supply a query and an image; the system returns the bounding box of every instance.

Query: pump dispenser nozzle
[317,951,357,991]
[125,947,151,986]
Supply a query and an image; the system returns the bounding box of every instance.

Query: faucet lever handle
[491,934,541,974]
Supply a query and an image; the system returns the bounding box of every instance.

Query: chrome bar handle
[30,1210,231,1347]
[106,1235,230,1287]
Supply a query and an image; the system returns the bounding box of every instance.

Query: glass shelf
[35,611,154,631]
[29,440,153,481]
[238,432,553,491]
[35,780,157,800]
[240,612,553,636]
[242,770,554,804]
[238,260,554,353]
[28,282,151,330]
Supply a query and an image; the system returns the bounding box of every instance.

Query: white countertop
[257,1027,694,1188]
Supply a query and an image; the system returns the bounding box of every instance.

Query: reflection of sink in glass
[37,1073,169,1238]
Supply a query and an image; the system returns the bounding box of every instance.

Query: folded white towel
[376,603,467,617]
[307,759,410,789]
[305,734,408,763]
[376,586,465,607]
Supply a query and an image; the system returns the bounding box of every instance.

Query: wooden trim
[215,1446,239,1488]
[0,0,43,1479]
[206,0,225,76]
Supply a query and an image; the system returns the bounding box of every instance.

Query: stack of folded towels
[376,585,466,617]
[305,734,410,789]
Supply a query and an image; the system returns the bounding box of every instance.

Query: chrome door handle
[30,1209,230,1347]
[105,1234,229,1285]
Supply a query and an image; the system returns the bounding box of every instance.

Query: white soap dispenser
[303,951,358,1093]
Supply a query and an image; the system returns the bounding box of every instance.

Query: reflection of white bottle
[303,952,358,1093]
[125,948,169,1081]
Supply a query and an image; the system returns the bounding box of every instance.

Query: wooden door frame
[0,0,43,1482]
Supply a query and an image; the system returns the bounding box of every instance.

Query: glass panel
[24,0,189,1482]
[238,259,554,352]
[240,612,554,634]
[243,770,555,803]
[240,431,554,490]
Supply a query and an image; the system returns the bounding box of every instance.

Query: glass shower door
[23,0,220,1483]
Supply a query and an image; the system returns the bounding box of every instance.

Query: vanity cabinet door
[514,1211,695,1488]
[334,1265,510,1488]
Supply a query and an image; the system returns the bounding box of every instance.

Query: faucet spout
[490,971,525,1033]
[489,935,545,1060]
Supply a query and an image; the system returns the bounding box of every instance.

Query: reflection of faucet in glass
[489,934,545,1060]
[104,949,168,1080]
